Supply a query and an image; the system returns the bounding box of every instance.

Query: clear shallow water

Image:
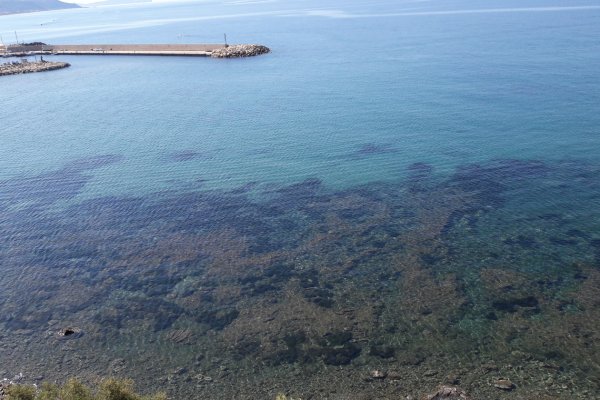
[1,0,600,398]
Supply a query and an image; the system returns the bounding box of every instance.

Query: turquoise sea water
[1,0,600,398]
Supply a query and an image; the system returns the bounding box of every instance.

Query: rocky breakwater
[0,61,70,76]
[211,44,270,58]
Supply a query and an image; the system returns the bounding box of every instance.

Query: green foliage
[36,383,60,400]
[6,384,36,400]
[5,378,166,400]
[61,379,94,400]
[97,378,166,400]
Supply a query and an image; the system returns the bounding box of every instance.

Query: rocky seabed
[211,44,270,58]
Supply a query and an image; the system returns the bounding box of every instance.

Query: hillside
[0,0,79,15]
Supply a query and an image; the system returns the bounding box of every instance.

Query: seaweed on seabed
[196,307,239,330]
[351,143,397,158]
[316,331,361,366]
[302,287,334,308]
[269,331,308,365]
[168,150,202,162]
[297,269,335,308]
[273,178,324,209]
[548,236,578,246]
[448,159,550,205]
[492,296,539,313]
[318,342,361,366]
[0,169,90,208]
[62,154,123,172]
[503,235,540,249]
[369,343,395,359]
[446,163,507,208]
[406,162,434,192]
[269,330,362,366]
[0,154,123,208]
[94,297,183,332]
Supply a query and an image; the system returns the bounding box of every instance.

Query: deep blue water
[1,0,599,195]
[1,0,600,398]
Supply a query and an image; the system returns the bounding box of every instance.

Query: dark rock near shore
[57,327,83,339]
[0,382,8,400]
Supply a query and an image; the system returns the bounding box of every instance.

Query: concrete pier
[48,44,223,56]
[3,44,270,58]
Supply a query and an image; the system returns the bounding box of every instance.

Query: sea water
[0,0,599,398]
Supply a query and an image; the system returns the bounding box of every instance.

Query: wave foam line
[304,5,600,19]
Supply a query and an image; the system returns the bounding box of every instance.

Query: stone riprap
[211,44,270,58]
[0,61,70,76]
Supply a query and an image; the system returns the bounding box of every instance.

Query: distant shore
[0,0,78,15]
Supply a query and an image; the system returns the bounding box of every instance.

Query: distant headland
[0,0,79,15]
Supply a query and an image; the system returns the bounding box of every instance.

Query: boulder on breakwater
[211,44,270,58]
[0,61,70,76]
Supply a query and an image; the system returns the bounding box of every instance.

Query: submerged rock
[387,370,402,381]
[494,378,515,390]
[423,385,471,400]
[166,329,194,344]
[370,369,386,379]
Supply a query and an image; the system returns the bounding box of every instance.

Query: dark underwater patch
[490,159,549,180]
[441,208,481,235]
[0,169,90,207]
[196,307,239,331]
[369,344,395,359]
[549,237,578,246]
[95,297,183,332]
[320,343,361,365]
[447,165,505,208]
[276,177,323,198]
[565,229,590,239]
[232,339,261,360]
[447,159,549,210]
[492,296,539,313]
[62,154,123,172]
[0,154,123,208]
[354,143,397,157]
[589,239,600,249]
[503,235,539,249]
[303,287,334,308]
[407,162,434,189]
[168,150,204,162]
[313,331,361,366]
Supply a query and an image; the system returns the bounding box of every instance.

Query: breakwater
[3,43,270,58]
[0,60,70,76]
[211,44,270,58]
